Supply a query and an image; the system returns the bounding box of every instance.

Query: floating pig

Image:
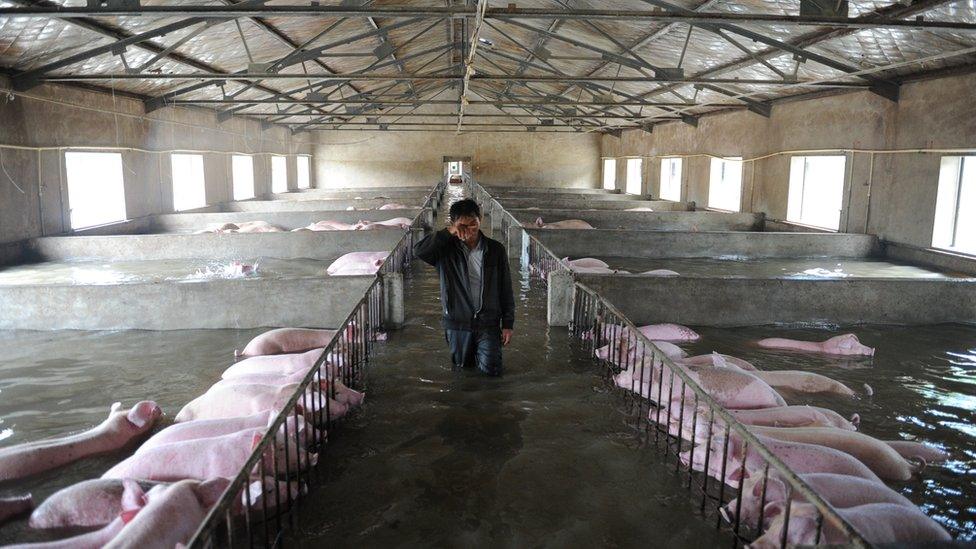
[708,353,862,397]
[29,479,160,530]
[592,322,700,343]
[561,257,609,269]
[11,517,129,548]
[757,333,875,356]
[138,411,307,455]
[378,203,410,210]
[0,495,32,526]
[175,382,346,424]
[223,349,337,379]
[885,440,950,463]
[236,328,341,357]
[102,479,233,549]
[356,217,412,230]
[103,428,314,483]
[640,269,680,276]
[728,472,917,532]
[0,401,161,482]
[617,361,786,410]
[532,217,594,229]
[727,405,857,431]
[624,207,654,211]
[684,433,882,488]
[748,426,920,481]
[326,252,388,276]
[296,220,360,231]
[752,501,951,548]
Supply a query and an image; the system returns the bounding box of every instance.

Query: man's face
[453,214,481,244]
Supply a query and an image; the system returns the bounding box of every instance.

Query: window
[64,151,127,229]
[171,153,207,211]
[787,155,846,230]
[626,158,643,195]
[603,158,616,190]
[449,161,461,175]
[232,155,255,200]
[660,158,682,201]
[272,155,288,193]
[708,157,743,211]
[932,156,976,255]
[297,155,311,189]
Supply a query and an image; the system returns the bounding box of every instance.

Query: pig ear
[110,402,122,414]
[711,352,729,368]
[120,479,148,523]
[763,501,785,521]
[250,432,264,450]
[534,217,543,227]
[194,478,231,509]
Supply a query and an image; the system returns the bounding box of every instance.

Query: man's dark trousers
[446,328,503,376]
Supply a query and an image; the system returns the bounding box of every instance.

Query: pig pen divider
[187,275,385,548]
[570,282,871,548]
[471,182,567,284]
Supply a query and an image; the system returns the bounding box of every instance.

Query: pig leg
[0,401,161,482]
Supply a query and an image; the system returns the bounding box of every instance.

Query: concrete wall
[0,77,315,245]
[313,130,601,189]
[600,72,976,249]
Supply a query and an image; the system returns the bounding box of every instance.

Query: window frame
[271,155,288,194]
[296,155,311,190]
[170,153,208,212]
[232,154,256,200]
[625,157,643,195]
[602,158,616,190]
[932,155,976,255]
[659,157,683,202]
[707,156,744,212]
[786,154,847,231]
[63,150,128,230]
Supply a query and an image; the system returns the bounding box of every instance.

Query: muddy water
[588,256,968,279]
[679,324,976,540]
[0,258,338,286]
[287,193,723,547]
[0,328,261,544]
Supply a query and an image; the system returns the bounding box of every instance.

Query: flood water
[680,324,976,540]
[0,257,338,286]
[587,256,968,279]
[286,261,723,547]
[0,328,262,544]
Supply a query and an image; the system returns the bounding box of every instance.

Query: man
[413,199,515,376]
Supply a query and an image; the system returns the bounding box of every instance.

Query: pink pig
[103,428,315,482]
[326,252,388,276]
[757,333,875,356]
[102,479,233,549]
[0,401,162,482]
[356,217,412,230]
[139,411,307,454]
[236,327,344,357]
[752,502,950,548]
[29,479,160,530]
[534,217,594,229]
[377,203,410,210]
[223,349,338,379]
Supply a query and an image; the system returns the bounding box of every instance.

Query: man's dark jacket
[413,229,515,331]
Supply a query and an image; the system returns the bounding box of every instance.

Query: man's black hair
[449,199,481,221]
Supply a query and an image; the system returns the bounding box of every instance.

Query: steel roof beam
[4,6,975,32]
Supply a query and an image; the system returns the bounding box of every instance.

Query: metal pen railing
[569,282,869,548]
[470,181,569,285]
[381,180,444,275]
[187,275,384,548]
[187,181,444,548]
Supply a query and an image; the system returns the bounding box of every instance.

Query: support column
[547,269,574,326]
[381,272,405,330]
